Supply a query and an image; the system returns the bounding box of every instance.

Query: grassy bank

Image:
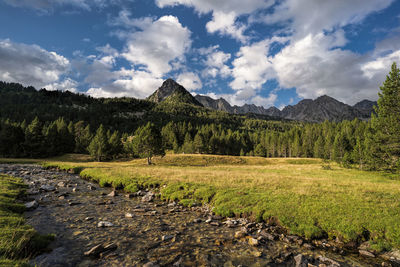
[0,174,53,266]
[22,153,400,251]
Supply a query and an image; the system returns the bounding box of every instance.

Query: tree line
[0,63,399,174]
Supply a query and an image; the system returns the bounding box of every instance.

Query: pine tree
[134,122,165,165]
[109,130,122,159]
[193,132,205,154]
[88,124,110,161]
[369,62,400,173]
[24,117,45,157]
[314,135,324,158]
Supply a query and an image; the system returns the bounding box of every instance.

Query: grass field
[0,174,53,266]
[3,153,400,252]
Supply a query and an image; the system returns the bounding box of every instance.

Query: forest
[0,63,399,174]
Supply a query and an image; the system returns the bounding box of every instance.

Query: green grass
[0,174,54,265]
[14,153,400,252]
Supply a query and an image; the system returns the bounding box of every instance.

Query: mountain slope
[148,79,203,107]
[195,93,376,122]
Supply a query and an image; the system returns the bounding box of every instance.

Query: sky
[0,0,399,108]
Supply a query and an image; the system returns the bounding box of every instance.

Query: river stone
[162,235,174,241]
[88,185,96,190]
[40,185,55,192]
[359,250,375,258]
[125,213,134,218]
[294,254,307,267]
[25,200,39,210]
[234,231,246,239]
[248,237,259,246]
[143,262,160,267]
[98,221,114,227]
[317,256,340,266]
[108,190,117,197]
[57,181,66,187]
[142,192,155,202]
[259,230,277,241]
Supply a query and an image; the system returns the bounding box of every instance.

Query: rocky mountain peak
[147,79,202,106]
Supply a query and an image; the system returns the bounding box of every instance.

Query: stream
[0,164,393,267]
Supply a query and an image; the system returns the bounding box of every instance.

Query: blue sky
[0,0,399,108]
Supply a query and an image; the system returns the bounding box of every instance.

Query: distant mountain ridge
[146,78,376,122]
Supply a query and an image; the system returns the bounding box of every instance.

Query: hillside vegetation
[36,153,400,251]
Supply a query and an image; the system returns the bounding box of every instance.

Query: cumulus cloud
[0,39,70,89]
[272,32,400,104]
[177,72,202,91]
[86,69,163,98]
[262,0,394,38]
[122,15,191,77]
[155,0,274,42]
[198,45,231,78]
[229,37,288,102]
[44,78,78,92]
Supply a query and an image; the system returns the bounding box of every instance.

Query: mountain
[147,78,203,107]
[195,93,376,122]
[195,95,281,117]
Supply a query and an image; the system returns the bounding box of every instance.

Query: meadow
[2,153,400,252]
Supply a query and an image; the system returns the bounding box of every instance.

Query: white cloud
[251,93,277,108]
[176,72,202,91]
[230,37,287,92]
[86,69,163,99]
[0,39,70,89]
[44,78,78,92]
[198,45,231,78]
[262,0,394,39]
[122,15,191,77]
[156,0,274,42]
[271,32,400,104]
[203,90,277,108]
[362,50,400,81]
[205,11,247,43]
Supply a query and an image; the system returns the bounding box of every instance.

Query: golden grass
[6,153,400,250]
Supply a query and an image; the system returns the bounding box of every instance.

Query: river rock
[142,192,155,202]
[98,221,114,227]
[143,262,160,267]
[294,254,307,267]
[162,235,174,241]
[88,185,96,190]
[248,237,259,246]
[40,185,55,192]
[57,181,66,187]
[125,213,134,218]
[359,250,375,258]
[84,244,105,257]
[108,190,117,197]
[25,200,39,210]
[317,256,340,266]
[259,230,277,241]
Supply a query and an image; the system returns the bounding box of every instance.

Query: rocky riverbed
[0,164,397,267]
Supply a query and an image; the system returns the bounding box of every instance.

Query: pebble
[248,237,259,246]
[125,213,134,218]
[25,200,39,210]
[97,221,114,227]
[107,190,117,197]
[162,235,174,241]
